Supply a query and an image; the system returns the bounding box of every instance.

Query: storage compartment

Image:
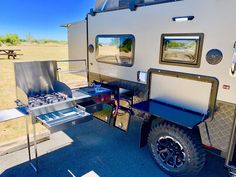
[36,107,92,133]
[78,99,112,123]
[77,100,103,113]
[119,88,134,109]
[114,109,131,132]
[93,104,113,123]
[77,86,113,123]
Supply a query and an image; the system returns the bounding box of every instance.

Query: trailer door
[59,20,88,88]
[67,20,87,60]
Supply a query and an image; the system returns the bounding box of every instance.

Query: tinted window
[160,34,204,67]
[96,35,135,67]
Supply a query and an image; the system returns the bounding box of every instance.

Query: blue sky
[0,0,95,40]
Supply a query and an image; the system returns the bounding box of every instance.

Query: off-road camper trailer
[64,0,236,176]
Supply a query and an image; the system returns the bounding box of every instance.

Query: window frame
[159,33,204,68]
[95,34,135,67]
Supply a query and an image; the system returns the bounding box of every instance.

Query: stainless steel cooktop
[28,92,68,108]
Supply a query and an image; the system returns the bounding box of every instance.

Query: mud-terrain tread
[148,122,206,177]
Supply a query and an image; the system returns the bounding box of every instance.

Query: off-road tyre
[229,169,236,177]
[148,122,206,177]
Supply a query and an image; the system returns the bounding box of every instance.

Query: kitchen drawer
[36,107,92,133]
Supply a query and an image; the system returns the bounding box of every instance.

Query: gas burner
[28,92,68,108]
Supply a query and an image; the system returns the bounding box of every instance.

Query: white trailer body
[87,0,236,103]
[65,0,236,176]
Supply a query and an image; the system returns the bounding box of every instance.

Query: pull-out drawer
[77,100,113,123]
[36,107,92,133]
[77,100,103,113]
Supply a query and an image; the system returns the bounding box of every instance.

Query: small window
[160,33,204,68]
[96,35,135,67]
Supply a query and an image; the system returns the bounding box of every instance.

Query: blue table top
[132,99,206,129]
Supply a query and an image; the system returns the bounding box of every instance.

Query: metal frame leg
[25,116,39,173]
[25,116,31,161]
[33,122,39,173]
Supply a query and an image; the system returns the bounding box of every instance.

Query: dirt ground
[0,42,86,144]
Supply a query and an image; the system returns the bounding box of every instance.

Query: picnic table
[0,49,22,59]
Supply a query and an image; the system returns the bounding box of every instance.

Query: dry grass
[0,42,87,144]
[2,42,68,60]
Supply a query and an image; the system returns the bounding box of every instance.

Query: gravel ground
[1,118,228,177]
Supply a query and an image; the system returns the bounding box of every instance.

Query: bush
[4,34,20,45]
[0,34,20,46]
[0,36,2,46]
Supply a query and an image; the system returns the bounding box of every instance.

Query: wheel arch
[139,116,204,148]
